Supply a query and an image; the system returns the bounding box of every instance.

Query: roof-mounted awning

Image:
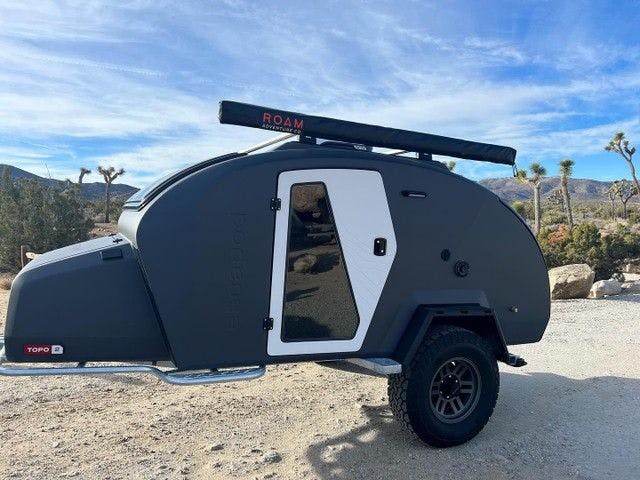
[218,100,516,166]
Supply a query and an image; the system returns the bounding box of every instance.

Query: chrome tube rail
[0,337,265,386]
[386,149,409,156]
[239,132,296,154]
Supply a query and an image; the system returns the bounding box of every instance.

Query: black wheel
[388,325,499,447]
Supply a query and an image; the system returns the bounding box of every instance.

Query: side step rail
[346,357,402,375]
[0,337,265,386]
[317,357,402,377]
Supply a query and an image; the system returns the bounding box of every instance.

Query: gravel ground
[0,289,638,480]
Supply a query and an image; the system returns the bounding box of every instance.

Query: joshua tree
[516,162,547,235]
[606,183,618,219]
[445,161,456,172]
[78,167,91,185]
[547,188,564,209]
[612,179,638,220]
[97,166,125,223]
[605,132,638,193]
[558,158,574,229]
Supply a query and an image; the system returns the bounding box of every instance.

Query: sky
[1,0,639,187]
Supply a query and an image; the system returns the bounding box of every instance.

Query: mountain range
[0,163,625,204]
[479,176,619,203]
[0,164,139,200]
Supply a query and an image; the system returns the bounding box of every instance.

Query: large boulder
[621,281,640,294]
[548,264,595,299]
[588,279,622,299]
[623,272,640,282]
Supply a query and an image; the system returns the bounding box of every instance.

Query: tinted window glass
[281,183,359,342]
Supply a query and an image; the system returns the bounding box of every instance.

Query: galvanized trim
[0,337,265,386]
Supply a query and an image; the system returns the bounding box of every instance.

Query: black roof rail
[218,100,516,166]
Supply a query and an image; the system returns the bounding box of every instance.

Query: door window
[281,183,359,342]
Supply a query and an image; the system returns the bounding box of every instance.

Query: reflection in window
[281,183,359,342]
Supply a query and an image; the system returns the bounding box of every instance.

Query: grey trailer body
[1,101,551,447]
[4,144,548,367]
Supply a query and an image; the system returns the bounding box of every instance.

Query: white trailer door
[267,169,397,356]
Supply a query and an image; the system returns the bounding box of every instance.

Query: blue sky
[1,0,639,187]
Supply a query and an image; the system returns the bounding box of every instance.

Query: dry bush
[548,224,570,244]
[0,277,12,290]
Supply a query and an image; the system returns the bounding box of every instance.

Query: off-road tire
[388,325,499,447]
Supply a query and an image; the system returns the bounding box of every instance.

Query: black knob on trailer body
[454,261,470,277]
[373,238,387,256]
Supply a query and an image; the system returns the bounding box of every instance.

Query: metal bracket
[503,352,527,367]
[298,134,317,145]
[263,317,274,330]
[270,198,281,211]
[0,337,265,386]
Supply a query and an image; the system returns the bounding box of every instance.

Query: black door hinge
[263,317,274,330]
[270,198,281,211]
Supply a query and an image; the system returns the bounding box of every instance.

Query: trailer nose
[3,236,170,364]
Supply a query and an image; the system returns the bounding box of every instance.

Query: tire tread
[388,325,499,446]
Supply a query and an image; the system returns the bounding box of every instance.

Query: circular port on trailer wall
[454,261,470,277]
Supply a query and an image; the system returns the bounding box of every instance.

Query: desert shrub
[0,168,93,272]
[86,197,126,223]
[602,224,640,259]
[538,222,640,280]
[563,224,612,279]
[538,225,570,268]
[541,209,565,226]
[573,202,616,222]
[511,200,533,220]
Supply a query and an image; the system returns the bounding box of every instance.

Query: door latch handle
[373,238,387,256]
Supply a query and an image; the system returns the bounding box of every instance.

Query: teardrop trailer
[0,101,550,447]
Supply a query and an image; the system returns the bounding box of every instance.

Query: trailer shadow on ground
[306,372,639,480]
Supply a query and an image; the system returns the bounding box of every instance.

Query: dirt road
[0,289,638,480]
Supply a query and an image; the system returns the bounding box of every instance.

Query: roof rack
[219,100,516,166]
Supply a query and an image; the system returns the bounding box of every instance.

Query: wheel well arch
[393,305,508,366]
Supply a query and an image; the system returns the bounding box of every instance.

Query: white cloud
[0,0,638,186]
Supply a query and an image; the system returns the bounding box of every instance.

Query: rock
[548,264,595,299]
[589,279,620,298]
[207,443,224,452]
[293,254,318,273]
[226,462,243,474]
[588,288,604,300]
[262,451,282,464]
[60,471,79,478]
[621,281,640,294]
[588,279,622,299]
[623,262,640,274]
[623,273,640,282]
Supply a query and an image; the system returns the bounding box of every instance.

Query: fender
[393,304,510,367]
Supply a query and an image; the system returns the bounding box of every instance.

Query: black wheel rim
[429,357,481,424]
